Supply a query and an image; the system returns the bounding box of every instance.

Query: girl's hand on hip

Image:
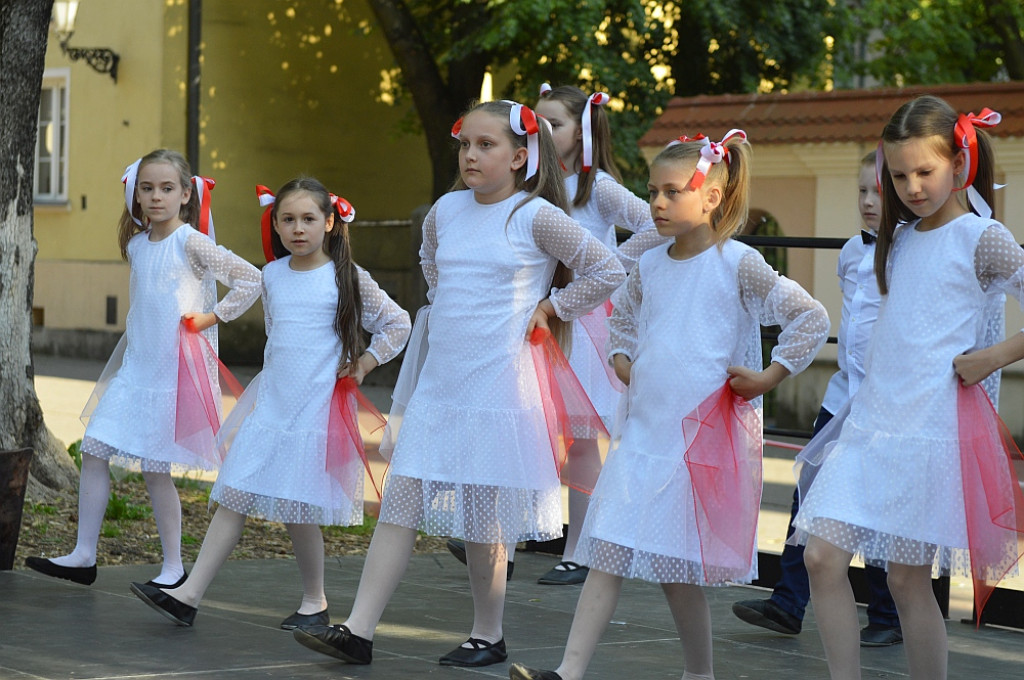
[338,352,379,385]
[526,299,557,338]
[727,363,789,401]
[182,311,218,332]
[953,350,996,387]
[612,353,633,386]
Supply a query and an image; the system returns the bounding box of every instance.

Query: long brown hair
[117,149,199,260]
[538,84,622,207]
[450,100,573,350]
[270,177,365,362]
[649,134,752,247]
[875,94,996,294]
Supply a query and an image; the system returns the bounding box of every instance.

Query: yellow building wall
[33,0,433,341]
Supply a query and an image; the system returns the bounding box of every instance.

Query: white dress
[575,240,829,584]
[82,225,260,472]
[793,214,1024,575]
[378,190,626,543]
[211,259,410,526]
[566,172,668,425]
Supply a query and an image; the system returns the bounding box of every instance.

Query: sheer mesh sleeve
[356,266,412,365]
[594,180,670,270]
[737,251,830,374]
[419,204,440,304]
[975,223,1024,306]
[607,263,643,362]
[185,232,261,321]
[532,204,627,321]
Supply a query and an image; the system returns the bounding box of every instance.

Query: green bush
[105,493,152,521]
[67,440,82,470]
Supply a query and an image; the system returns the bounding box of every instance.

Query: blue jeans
[770,406,900,628]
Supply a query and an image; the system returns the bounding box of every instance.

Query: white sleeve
[532,204,627,321]
[419,203,439,304]
[737,251,830,374]
[606,262,643,361]
[185,232,261,321]
[593,180,669,270]
[356,266,412,365]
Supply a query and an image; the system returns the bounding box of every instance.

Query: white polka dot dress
[794,214,1024,575]
[565,172,668,425]
[378,190,625,543]
[575,241,829,584]
[82,225,260,472]
[211,259,410,526]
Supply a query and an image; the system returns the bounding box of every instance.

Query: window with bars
[35,69,70,203]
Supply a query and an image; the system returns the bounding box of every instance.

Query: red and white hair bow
[330,194,356,223]
[508,101,542,180]
[539,82,552,97]
[121,158,143,226]
[581,90,610,173]
[954,108,1002,219]
[256,184,278,263]
[191,175,216,240]
[668,129,747,190]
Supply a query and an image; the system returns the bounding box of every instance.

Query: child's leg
[662,583,714,679]
[563,438,600,561]
[164,506,246,606]
[342,522,418,640]
[886,563,946,679]
[553,569,624,680]
[142,470,185,583]
[464,541,508,642]
[804,536,860,680]
[286,523,328,614]
[51,452,110,567]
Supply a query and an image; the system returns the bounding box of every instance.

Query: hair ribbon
[954,108,1002,219]
[330,194,356,223]
[508,101,541,180]
[256,185,277,263]
[539,82,552,97]
[191,176,216,240]
[121,158,143,226]
[581,91,610,173]
[668,129,747,190]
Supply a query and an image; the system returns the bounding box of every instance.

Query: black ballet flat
[129,581,198,626]
[144,571,189,589]
[280,608,329,630]
[509,663,564,680]
[293,624,373,664]
[439,637,507,667]
[24,556,97,585]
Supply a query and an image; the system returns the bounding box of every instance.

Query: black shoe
[129,582,197,626]
[860,623,903,647]
[732,598,802,635]
[537,561,588,585]
[293,624,373,664]
[509,662,563,680]
[439,637,508,667]
[446,539,515,580]
[144,571,188,589]
[280,608,329,630]
[24,557,97,586]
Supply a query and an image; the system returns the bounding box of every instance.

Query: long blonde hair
[116,149,199,260]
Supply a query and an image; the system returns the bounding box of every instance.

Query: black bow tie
[861,230,877,245]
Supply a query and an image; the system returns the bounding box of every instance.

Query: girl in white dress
[794,95,1024,680]
[509,131,829,680]
[129,177,410,628]
[26,149,261,588]
[293,99,625,668]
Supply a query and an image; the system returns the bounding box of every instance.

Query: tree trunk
[0,0,79,501]
[366,0,484,200]
[983,1,1024,80]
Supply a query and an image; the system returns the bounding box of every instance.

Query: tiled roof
[639,81,1024,148]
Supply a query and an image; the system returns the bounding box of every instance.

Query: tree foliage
[830,0,1024,86]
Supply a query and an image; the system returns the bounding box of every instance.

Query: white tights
[52,452,184,584]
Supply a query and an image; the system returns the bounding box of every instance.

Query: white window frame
[34,68,70,204]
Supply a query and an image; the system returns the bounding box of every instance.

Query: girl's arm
[730,251,830,400]
[531,205,627,323]
[954,225,1024,385]
[594,179,670,271]
[606,263,643,386]
[419,203,439,304]
[184,232,261,329]
[340,266,412,384]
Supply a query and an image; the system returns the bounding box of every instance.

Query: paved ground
[4,355,1022,678]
